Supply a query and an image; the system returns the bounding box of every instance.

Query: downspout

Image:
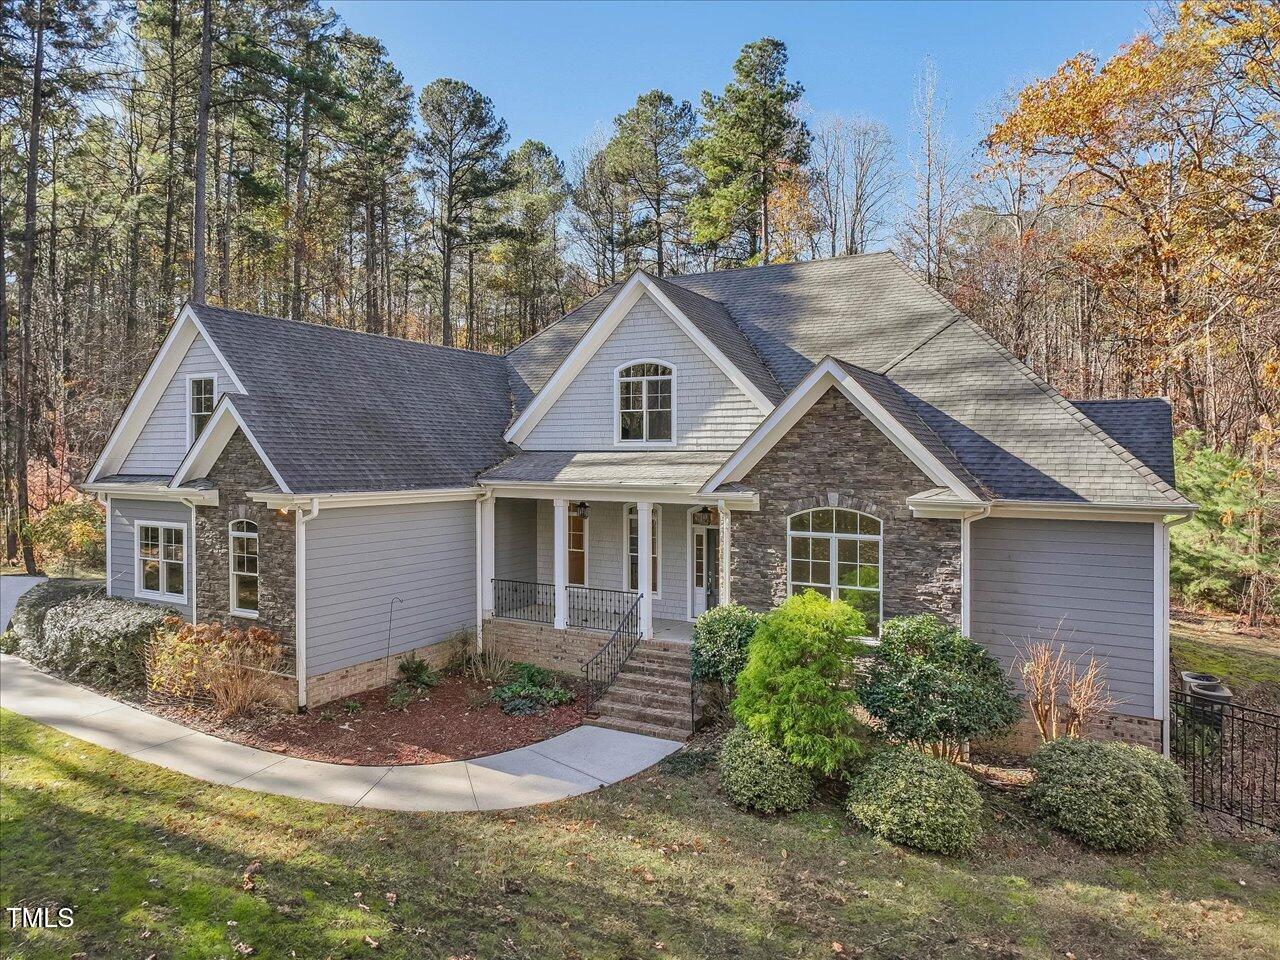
[294,497,320,711]
[475,488,493,654]
[1158,512,1192,756]
[959,504,991,638]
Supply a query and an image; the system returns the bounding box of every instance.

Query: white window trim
[568,511,589,588]
[685,505,717,622]
[186,372,218,450]
[134,519,187,604]
[613,359,677,448]
[623,503,662,599]
[785,508,883,635]
[229,519,260,619]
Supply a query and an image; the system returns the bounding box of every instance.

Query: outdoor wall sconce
[574,501,590,520]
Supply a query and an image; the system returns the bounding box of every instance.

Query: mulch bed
[147,674,585,765]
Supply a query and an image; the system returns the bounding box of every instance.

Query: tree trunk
[160,0,180,317]
[291,88,311,323]
[364,198,380,334]
[15,0,48,574]
[440,232,454,347]
[192,0,212,304]
[0,151,12,563]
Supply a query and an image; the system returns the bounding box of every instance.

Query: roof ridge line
[881,259,1186,506]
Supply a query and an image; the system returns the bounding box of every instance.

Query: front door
[691,522,721,617]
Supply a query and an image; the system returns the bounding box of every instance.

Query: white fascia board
[983,500,1197,523]
[170,397,291,493]
[479,479,759,510]
[250,488,484,510]
[88,306,248,482]
[80,481,219,506]
[703,357,979,502]
[504,271,773,445]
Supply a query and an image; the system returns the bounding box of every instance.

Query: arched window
[229,519,259,617]
[787,508,881,633]
[616,361,673,443]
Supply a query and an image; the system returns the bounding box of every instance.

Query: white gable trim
[88,305,247,482]
[702,357,980,502]
[504,271,773,445]
[170,396,291,493]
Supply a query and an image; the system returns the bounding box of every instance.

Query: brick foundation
[481,618,611,675]
[978,703,1165,756]
[305,637,463,708]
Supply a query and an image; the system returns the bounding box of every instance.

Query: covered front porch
[476,466,758,646]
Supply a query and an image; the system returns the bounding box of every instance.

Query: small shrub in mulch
[491,662,576,715]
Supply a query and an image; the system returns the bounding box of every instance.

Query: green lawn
[1171,614,1280,712]
[2,711,1277,960]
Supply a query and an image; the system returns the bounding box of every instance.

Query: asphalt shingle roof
[191,305,513,493]
[1074,399,1177,489]
[479,450,728,488]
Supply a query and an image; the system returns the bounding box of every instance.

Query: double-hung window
[787,508,882,633]
[624,504,661,597]
[617,362,673,444]
[136,522,186,602]
[189,375,215,445]
[229,519,259,616]
[568,513,587,587]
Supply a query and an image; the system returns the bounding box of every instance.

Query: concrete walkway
[0,654,682,811]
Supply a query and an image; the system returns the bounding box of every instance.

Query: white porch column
[637,500,654,639]
[553,498,569,629]
[718,502,732,606]
[480,495,495,618]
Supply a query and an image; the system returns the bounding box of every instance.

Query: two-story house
[85,253,1194,747]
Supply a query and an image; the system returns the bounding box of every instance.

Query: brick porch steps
[587,641,693,741]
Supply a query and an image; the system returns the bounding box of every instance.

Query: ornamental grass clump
[732,591,868,777]
[859,615,1021,762]
[1025,738,1182,851]
[149,619,284,719]
[846,748,984,855]
[717,725,814,814]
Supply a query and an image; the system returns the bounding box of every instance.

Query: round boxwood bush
[18,594,170,692]
[717,725,815,814]
[1126,743,1194,836]
[846,748,984,855]
[1025,738,1175,851]
[7,578,104,649]
[691,603,761,687]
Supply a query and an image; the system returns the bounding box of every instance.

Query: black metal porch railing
[1169,688,1279,829]
[581,593,643,716]
[492,579,556,626]
[566,585,640,632]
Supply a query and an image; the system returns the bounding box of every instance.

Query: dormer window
[188,375,216,445]
[616,361,673,444]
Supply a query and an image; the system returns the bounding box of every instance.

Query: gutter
[294,497,320,710]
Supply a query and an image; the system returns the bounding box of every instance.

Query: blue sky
[330,0,1154,166]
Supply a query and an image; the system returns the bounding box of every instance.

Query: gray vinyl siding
[120,332,234,474]
[303,501,476,676]
[969,518,1156,717]
[522,293,763,451]
[494,498,537,582]
[535,500,689,621]
[107,497,194,619]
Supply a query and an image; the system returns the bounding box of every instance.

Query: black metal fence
[492,579,556,626]
[567,585,640,632]
[1169,688,1279,829]
[581,594,643,716]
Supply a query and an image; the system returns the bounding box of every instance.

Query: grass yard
[2,711,1277,960]
[1171,613,1280,713]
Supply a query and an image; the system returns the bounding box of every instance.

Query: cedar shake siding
[194,430,297,658]
[730,386,962,623]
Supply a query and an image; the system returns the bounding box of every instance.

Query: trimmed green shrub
[491,662,575,714]
[21,595,170,692]
[691,603,762,686]
[1025,738,1174,851]
[397,653,439,689]
[717,725,814,814]
[1126,744,1194,835]
[859,615,1021,760]
[846,748,984,855]
[8,578,104,650]
[732,591,868,777]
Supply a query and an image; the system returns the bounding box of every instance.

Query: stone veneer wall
[730,387,962,623]
[194,429,297,667]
